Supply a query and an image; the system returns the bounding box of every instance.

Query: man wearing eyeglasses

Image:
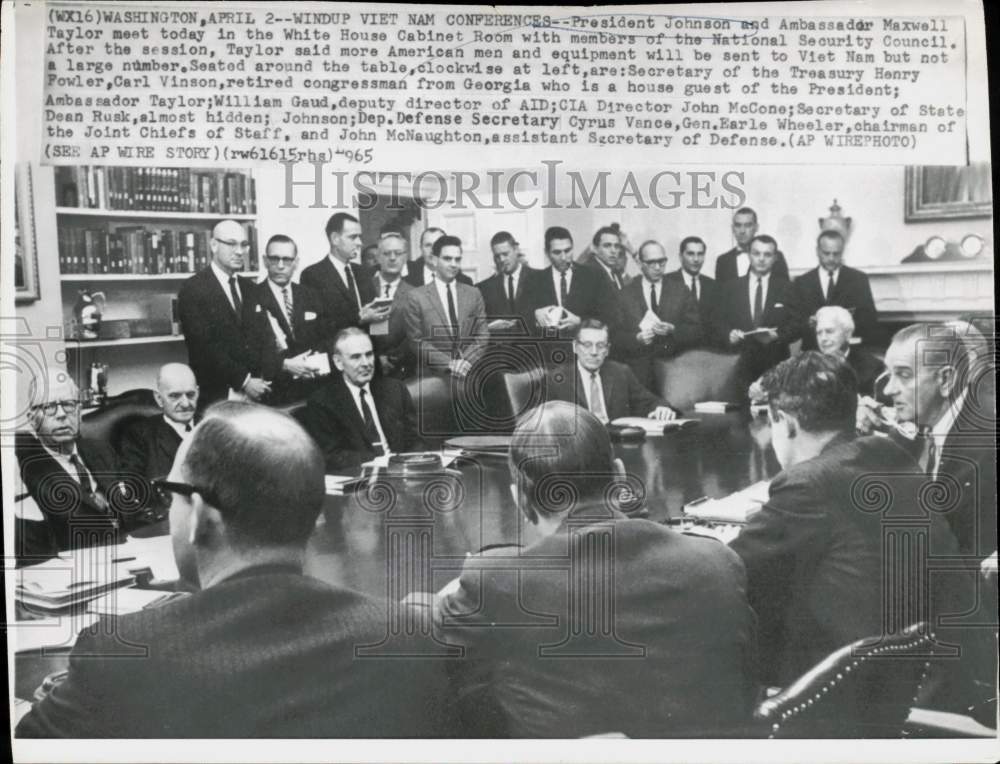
[14,371,131,564]
[246,234,333,404]
[177,219,271,406]
[371,231,414,378]
[612,240,702,392]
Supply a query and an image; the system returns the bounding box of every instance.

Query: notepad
[15,556,135,611]
[693,401,736,413]
[610,417,699,435]
[684,480,771,524]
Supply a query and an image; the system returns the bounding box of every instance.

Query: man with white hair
[14,370,131,563]
[814,305,884,396]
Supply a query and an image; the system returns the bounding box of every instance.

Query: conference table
[14,410,777,704]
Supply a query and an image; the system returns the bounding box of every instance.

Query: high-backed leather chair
[753,622,938,738]
[80,389,160,452]
[653,350,743,412]
[405,375,454,446]
[502,368,548,424]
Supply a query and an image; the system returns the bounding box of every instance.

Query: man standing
[713,234,798,389]
[715,207,790,283]
[410,401,755,737]
[664,235,720,335]
[17,402,446,737]
[526,226,618,339]
[731,352,963,685]
[583,225,628,291]
[613,240,701,391]
[298,329,422,472]
[793,230,878,348]
[371,231,415,378]
[246,234,333,404]
[177,219,269,405]
[405,226,472,287]
[119,363,199,482]
[476,231,539,337]
[402,235,487,379]
[15,371,131,562]
[300,212,390,336]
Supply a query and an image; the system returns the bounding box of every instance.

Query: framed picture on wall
[904,163,993,221]
[15,163,40,303]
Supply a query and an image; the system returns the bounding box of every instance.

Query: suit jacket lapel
[738,276,753,326]
[261,282,295,340]
[600,365,615,415]
[334,376,369,443]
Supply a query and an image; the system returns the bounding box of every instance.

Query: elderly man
[612,240,702,391]
[793,230,878,348]
[246,234,333,404]
[300,212,390,336]
[177,219,270,405]
[715,207,790,283]
[402,235,487,379]
[858,322,996,559]
[408,400,755,737]
[298,328,423,472]
[730,352,963,686]
[15,371,131,562]
[370,231,414,378]
[17,402,447,737]
[813,305,884,396]
[119,363,199,484]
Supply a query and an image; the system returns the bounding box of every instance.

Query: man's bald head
[155,363,199,425]
[210,219,249,275]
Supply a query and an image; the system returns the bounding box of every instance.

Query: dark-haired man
[664,235,720,335]
[17,402,446,738]
[715,207,789,283]
[405,226,472,287]
[476,231,539,337]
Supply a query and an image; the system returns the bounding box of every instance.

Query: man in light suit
[612,240,702,391]
[405,226,473,287]
[17,402,447,737]
[371,231,414,378]
[245,234,334,404]
[402,234,487,379]
[713,234,799,391]
[177,219,270,406]
[792,229,879,349]
[715,207,790,283]
[552,320,679,422]
[300,212,390,336]
[298,329,423,472]
[664,235,721,337]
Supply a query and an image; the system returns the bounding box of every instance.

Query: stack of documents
[87,588,184,617]
[14,556,134,611]
[693,401,736,414]
[684,480,771,524]
[611,416,698,435]
[116,534,180,582]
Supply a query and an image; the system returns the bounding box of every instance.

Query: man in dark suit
[792,229,879,349]
[298,329,423,472]
[300,212,390,336]
[402,235,488,379]
[14,372,134,564]
[554,320,679,422]
[177,219,270,406]
[405,226,472,287]
[405,400,755,737]
[119,363,198,483]
[730,352,964,686]
[612,240,702,390]
[525,226,619,339]
[245,234,334,404]
[371,231,415,378]
[713,234,799,390]
[664,235,721,338]
[17,402,447,737]
[813,305,885,397]
[714,207,790,283]
[476,231,540,337]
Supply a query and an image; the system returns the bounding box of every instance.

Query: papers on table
[610,416,698,435]
[693,401,736,413]
[684,480,771,524]
[117,534,180,582]
[87,587,183,617]
[15,555,135,611]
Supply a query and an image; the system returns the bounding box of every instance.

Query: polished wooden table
[304,411,778,600]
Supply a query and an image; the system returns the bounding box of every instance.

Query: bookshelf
[53,165,260,395]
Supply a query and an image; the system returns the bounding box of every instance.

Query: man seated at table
[17,401,447,738]
[729,352,962,686]
[814,305,885,397]
[14,370,135,564]
[119,363,199,483]
[409,400,755,737]
[297,328,423,472]
[552,319,679,422]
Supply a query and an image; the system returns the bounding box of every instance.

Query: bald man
[15,371,131,563]
[119,363,199,485]
[177,219,271,405]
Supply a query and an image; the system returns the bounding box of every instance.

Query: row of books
[57,224,260,275]
[54,166,257,214]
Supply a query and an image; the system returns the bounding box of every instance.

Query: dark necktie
[344,265,359,310]
[825,272,834,303]
[384,282,391,298]
[69,453,94,497]
[589,372,609,423]
[228,276,243,320]
[282,287,295,338]
[184,423,193,433]
[690,276,699,302]
[753,277,763,327]
[358,389,385,456]
[446,283,459,336]
[559,272,568,305]
[649,283,658,314]
[507,275,516,312]
[613,272,623,290]
[925,436,938,477]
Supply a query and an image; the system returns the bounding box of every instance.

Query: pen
[111,556,137,564]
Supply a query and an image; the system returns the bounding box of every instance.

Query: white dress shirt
[345,381,389,452]
[640,277,662,312]
[505,265,523,303]
[683,271,700,294]
[374,273,403,301]
[423,266,437,285]
[163,415,194,441]
[595,260,622,289]
[266,278,294,323]
[434,278,460,328]
[822,267,840,297]
[550,267,573,307]
[927,388,968,479]
[329,254,362,306]
[211,261,242,311]
[40,443,96,493]
[735,252,750,278]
